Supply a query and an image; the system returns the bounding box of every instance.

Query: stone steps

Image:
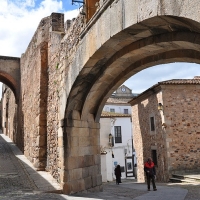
[170,173,200,183]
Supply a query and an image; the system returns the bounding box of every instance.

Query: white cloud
[0,0,79,97]
[0,0,79,57]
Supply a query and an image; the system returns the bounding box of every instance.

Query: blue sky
[0,0,200,96]
[124,62,200,93]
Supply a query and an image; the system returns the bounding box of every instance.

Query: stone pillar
[62,118,102,194]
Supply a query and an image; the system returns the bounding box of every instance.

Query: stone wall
[162,85,200,174]
[1,86,16,142]
[3,0,200,194]
[46,14,85,182]
[132,91,168,182]
[7,89,17,142]
[20,16,50,170]
[132,84,200,182]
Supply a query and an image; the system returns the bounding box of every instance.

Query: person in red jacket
[144,157,157,191]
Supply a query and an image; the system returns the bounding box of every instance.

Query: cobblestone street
[0,132,200,200]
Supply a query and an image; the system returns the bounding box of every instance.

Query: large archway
[65,16,200,122]
[62,15,200,193]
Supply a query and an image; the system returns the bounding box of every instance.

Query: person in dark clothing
[144,157,157,191]
[114,165,121,185]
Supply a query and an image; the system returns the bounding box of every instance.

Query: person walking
[114,165,121,185]
[144,157,157,191]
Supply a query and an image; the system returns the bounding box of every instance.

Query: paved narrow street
[0,132,199,200]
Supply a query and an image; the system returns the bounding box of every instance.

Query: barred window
[114,126,122,143]
[124,109,128,114]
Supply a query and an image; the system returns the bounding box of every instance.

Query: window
[150,116,155,131]
[114,126,122,143]
[124,109,128,114]
[151,150,158,166]
[110,108,115,112]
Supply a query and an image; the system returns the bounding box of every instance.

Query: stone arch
[65,16,200,122]
[0,56,21,151]
[63,7,200,193]
[0,56,20,102]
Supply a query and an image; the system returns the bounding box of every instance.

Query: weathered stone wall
[2,87,7,134]
[46,14,85,182]
[20,16,50,170]
[3,0,200,195]
[18,10,87,186]
[1,86,17,142]
[162,85,200,174]
[7,89,17,142]
[132,91,168,182]
[132,84,200,182]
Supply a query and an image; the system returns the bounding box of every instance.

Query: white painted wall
[103,105,131,114]
[101,154,107,182]
[100,116,137,182]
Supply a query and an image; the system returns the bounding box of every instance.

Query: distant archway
[0,56,20,102]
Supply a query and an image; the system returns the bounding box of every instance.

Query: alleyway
[0,131,199,199]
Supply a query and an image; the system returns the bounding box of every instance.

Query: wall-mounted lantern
[158,103,163,111]
[162,123,167,128]
[109,133,114,147]
[109,133,112,142]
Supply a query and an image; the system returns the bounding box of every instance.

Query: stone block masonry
[3,0,200,195]
[131,83,200,182]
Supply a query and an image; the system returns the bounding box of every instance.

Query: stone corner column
[62,118,102,194]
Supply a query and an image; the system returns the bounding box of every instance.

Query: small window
[151,150,157,166]
[110,108,115,112]
[114,126,122,143]
[124,109,128,114]
[150,116,155,131]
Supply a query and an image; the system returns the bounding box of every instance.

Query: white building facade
[100,85,137,182]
